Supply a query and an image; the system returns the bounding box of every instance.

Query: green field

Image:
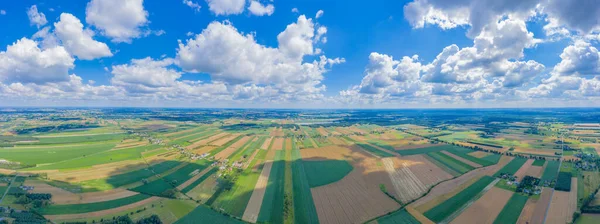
[174,205,244,224]
[28,144,162,170]
[212,166,261,216]
[303,160,353,187]
[78,160,182,191]
[182,168,218,194]
[446,147,496,166]
[493,193,529,224]
[367,140,396,151]
[494,157,527,177]
[0,143,117,166]
[482,153,502,164]
[37,194,152,215]
[291,149,319,224]
[396,145,453,156]
[532,159,546,166]
[356,143,395,157]
[24,133,127,145]
[377,209,420,224]
[541,160,560,182]
[423,154,461,177]
[132,161,210,196]
[258,150,285,223]
[424,176,496,222]
[427,151,474,174]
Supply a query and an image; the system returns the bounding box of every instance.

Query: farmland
[0,108,598,223]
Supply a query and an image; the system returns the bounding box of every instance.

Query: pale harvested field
[192,145,217,155]
[303,145,400,224]
[113,141,147,150]
[382,158,427,203]
[469,151,491,158]
[546,178,578,224]
[450,187,513,224]
[242,161,273,223]
[213,136,251,160]
[77,189,139,204]
[348,126,367,135]
[317,127,329,136]
[413,156,513,211]
[441,151,482,168]
[37,159,151,182]
[334,127,351,135]
[517,197,537,224]
[514,159,534,182]
[271,137,284,151]
[525,163,544,178]
[24,180,80,204]
[349,134,368,142]
[210,134,240,146]
[527,187,553,224]
[176,166,215,190]
[185,132,227,150]
[261,137,273,150]
[405,206,434,224]
[45,197,160,221]
[328,137,345,145]
[404,155,453,187]
[285,138,292,150]
[0,168,15,175]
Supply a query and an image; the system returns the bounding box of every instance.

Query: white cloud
[291,8,299,13]
[553,40,600,77]
[1,10,6,15]
[205,0,246,16]
[85,0,149,43]
[54,13,112,60]
[315,10,324,19]
[248,1,274,16]
[111,57,181,91]
[0,38,74,84]
[542,0,600,35]
[27,5,47,28]
[176,16,343,99]
[183,0,202,12]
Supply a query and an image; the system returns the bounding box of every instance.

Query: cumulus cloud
[1,10,6,15]
[183,0,202,12]
[542,0,600,35]
[27,5,47,28]
[0,38,74,84]
[248,0,274,16]
[291,8,299,13]
[553,40,600,77]
[86,0,149,43]
[177,15,343,100]
[315,10,324,19]
[205,0,246,15]
[111,57,181,91]
[54,13,112,60]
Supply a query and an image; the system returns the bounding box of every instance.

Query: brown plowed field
[317,127,329,136]
[185,132,227,150]
[44,197,160,221]
[403,155,453,187]
[383,158,427,203]
[328,137,345,145]
[302,145,400,224]
[412,156,513,211]
[546,178,578,224]
[271,137,284,150]
[441,151,482,168]
[516,197,537,224]
[526,187,553,224]
[39,159,151,182]
[525,163,544,178]
[285,138,292,150]
[25,180,80,204]
[514,159,534,182]
[210,134,239,146]
[213,136,251,160]
[192,146,216,155]
[450,187,513,224]
[242,160,273,223]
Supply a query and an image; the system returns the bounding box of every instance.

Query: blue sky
[0,0,599,108]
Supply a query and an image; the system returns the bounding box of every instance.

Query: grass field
[482,153,502,164]
[211,166,261,216]
[291,149,319,224]
[541,160,560,182]
[532,159,546,166]
[0,143,117,166]
[424,176,496,222]
[25,133,127,145]
[396,144,452,156]
[132,161,210,196]
[174,205,243,224]
[78,160,182,191]
[28,144,161,170]
[356,143,395,157]
[494,157,527,177]
[257,150,285,223]
[377,209,420,224]
[367,140,396,151]
[427,151,474,174]
[493,193,529,224]
[37,194,152,215]
[303,160,353,187]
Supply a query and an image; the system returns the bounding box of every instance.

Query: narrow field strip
[427,151,474,174]
[257,150,285,223]
[494,157,528,177]
[38,194,152,215]
[242,160,274,223]
[493,193,529,224]
[291,149,319,224]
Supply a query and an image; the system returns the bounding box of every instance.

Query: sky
[0,0,599,108]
